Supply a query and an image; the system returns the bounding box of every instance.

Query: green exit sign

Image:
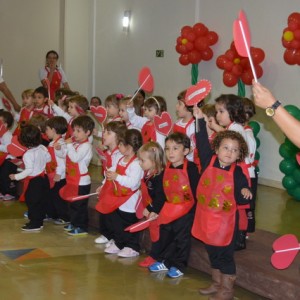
[156,50,164,57]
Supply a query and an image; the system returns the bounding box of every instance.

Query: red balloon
[284,49,297,65]
[255,65,263,78]
[207,31,218,45]
[232,64,243,76]
[176,44,188,54]
[216,55,229,69]
[294,29,300,40]
[290,39,300,49]
[188,50,202,64]
[288,13,300,26]
[186,31,196,42]
[193,23,208,37]
[241,69,253,85]
[181,26,193,36]
[240,58,250,69]
[225,49,236,61]
[251,48,265,64]
[179,54,190,66]
[194,37,209,51]
[288,21,300,31]
[282,37,294,49]
[224,60,234,72]
[230,41,237,51]
[201,48,213,61]
[176,37,183,45]
[223,71,238,87]
[186,42,194,51]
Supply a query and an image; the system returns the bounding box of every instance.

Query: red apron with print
[96,156,138,214]
[192,155,236,246]
[13,108,34,136]
[46,138,60,189]
[59,142,89,201]
[141,121,156,143]
[159,160,194,225]
[46,67,62,100]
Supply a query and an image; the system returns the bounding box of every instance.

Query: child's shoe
[105,239,115,248]
[67,227,88,236]
[94,235,109,244]
[54,218,70,225]
[149,262,168,272]
[139,256,156,267]
[64,224,74,231]
[21,223,43,232]
[105,242,121,254]
[117,247,139,258]
[167,267,183,278]
[3,194,15,201]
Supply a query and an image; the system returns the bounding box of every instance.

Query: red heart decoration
[153,112,173,136]
[90,105,107,124]
[138,67,154,93]
[296,153,300,165]
[2,98,12,112]
[7,135,27,157]
[185,79,212,106]
[0,119,7,137]
[271,234,299,269]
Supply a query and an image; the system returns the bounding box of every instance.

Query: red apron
[159,160,194,225]
[46,137,60,188]
[0,152,8,166]
[141,121,156,143]
[95,156,138,214]
[13,107,34,136]
[46,67,62,100]
[96,147,118,176]
[192,155,236,246]
[65,118,74,139]
[33,104,53,119]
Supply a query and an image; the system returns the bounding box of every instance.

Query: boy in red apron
[149,132,200,278]
[192,107,252,300]
[32,86,53,119]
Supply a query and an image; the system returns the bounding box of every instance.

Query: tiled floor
[0,166,299,299]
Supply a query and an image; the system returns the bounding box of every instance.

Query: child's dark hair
[90,96,102,106]
[19,124,42,148]
[46,116,68,135]
[212,130,248,162]
[69,95,89,113]
[105,121,127,144]
[0,110,14,129]
[135,89,145,99]
[29,114,47,133]
[202,104,216,118]
[71,115,95,135]
[144,96,167,115]
[46,50,59,59]
[215,94,246,124]
[165,132,191,150]
[55,88,78,102]
[119,129,143,154]
[34,86,48,98]
[243,98,256,121]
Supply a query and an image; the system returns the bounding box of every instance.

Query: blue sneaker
[64,224,74,231]
[67,227,88,236]
[167,267,183,278]
[149,262,168,272]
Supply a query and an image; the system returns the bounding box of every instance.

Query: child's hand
[54,174,61,182]
[48,99,54,107]
[54,143,62,150]
[126,100,134,108]
[241,188,253,200]
[9,174,16,180]
[96,185,102,193]
[65,138,73,144]
[209,118,224,132]
[143,208,150,218]
[193,105,204,119]
[106,171,118,181]
[148,212,158,219]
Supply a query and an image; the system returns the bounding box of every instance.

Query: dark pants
[0,159,18,196]
[110,209,140,252]
[247,175,258,232]
[157,212,194,273]
[69,184,90,231]
[25,176,50,227]
[99,212,114,240]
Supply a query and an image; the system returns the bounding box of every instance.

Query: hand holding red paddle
[124,215,158,232]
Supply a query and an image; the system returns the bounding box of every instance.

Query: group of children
[0,85,258,300]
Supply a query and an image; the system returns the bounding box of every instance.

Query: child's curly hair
[212,130,248,162]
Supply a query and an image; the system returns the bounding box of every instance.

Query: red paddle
[2,98,12,112]
[90,105,107,124]
[64,192,99,202]
[271,234,300,269]
[7,135,27,157]
[124,216,158,232]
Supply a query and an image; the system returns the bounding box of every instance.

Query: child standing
[32,86,53,119]
[149,132,199,278]
[96,129,143,257]
[104,94,123,123]
[137,141,167,267]
[59,115,95,236]
[9,124,51,231]
[192,107,252,299]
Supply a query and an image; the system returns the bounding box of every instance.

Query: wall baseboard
[258,177,283,190]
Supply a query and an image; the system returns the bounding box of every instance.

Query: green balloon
[279,143,297,159]
[290,186,300,201]
[282,175,298,190]
[279,159,297,175]
[255,151,260,161]
[285,138,299,152]
[292,168,300,184]
[255,166,260,173]
[284,105,299,118]
[255,137,260,148]
[249,121,260,136]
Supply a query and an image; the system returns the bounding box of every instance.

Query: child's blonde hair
[68,95,89,113]
[138,141,166,175]
[105,93,124,108]
[21,89,34,99]
[144,96,167,115]
[201,104,216,118]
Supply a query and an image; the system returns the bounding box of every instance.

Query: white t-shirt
[39,66,68,84]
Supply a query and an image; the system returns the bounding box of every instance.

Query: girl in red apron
[149,133,200,279]
[98,129,143,258]
[192,107,252,300]
[127,96,167,149]
[104,94,123,124]
[9,125,51,231]
[136,141,167,267]
[94,121,126,245]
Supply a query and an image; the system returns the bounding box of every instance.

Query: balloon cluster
[249,121,261,173]
[282,12,300,65]
[216,42,265,87]
[279,105,300,201]
[176,23,218,66]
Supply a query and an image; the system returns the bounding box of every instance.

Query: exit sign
[156,50,164,57]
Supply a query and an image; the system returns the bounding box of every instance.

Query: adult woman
[39,50,70,100]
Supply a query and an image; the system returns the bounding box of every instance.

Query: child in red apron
[9,124,51,231]
[58,115,95,236]
[94,121,126,245]
[127,96,167,149]
[32,86,53,119]
[45,116,69,225]
[149,133,200,279]
[97,129,143,258]
[104,93,123,124]
[192,107,252,300]
[137,141,167,267]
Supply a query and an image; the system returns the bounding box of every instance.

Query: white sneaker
[0,193,4,199]
[105,242,120,254]
[3,194,15,201]
[94,235,109,244]
[105,239,115,248]
[118,247,139,258]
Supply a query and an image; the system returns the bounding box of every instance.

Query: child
[13,89,35,136]
[127,96,167,149]
[96,129,143,257]
[201,103,217,143]
[192,107,252,299]
[94,121,127,245]
[0,111,17,200]
[32,86,53,119]
[149,132,199,278]
[137,141,166,267]
[9,124,51,231]
[55,88,78,113]
[119,96,140,129]
[59,115,95,236]
[29,114,50,147]
[90,96,102,107]
[104,94,123,123]
[45,116,69,225]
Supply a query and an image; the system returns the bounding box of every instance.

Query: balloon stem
[129,74,150,103]
[275,245,300,253]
